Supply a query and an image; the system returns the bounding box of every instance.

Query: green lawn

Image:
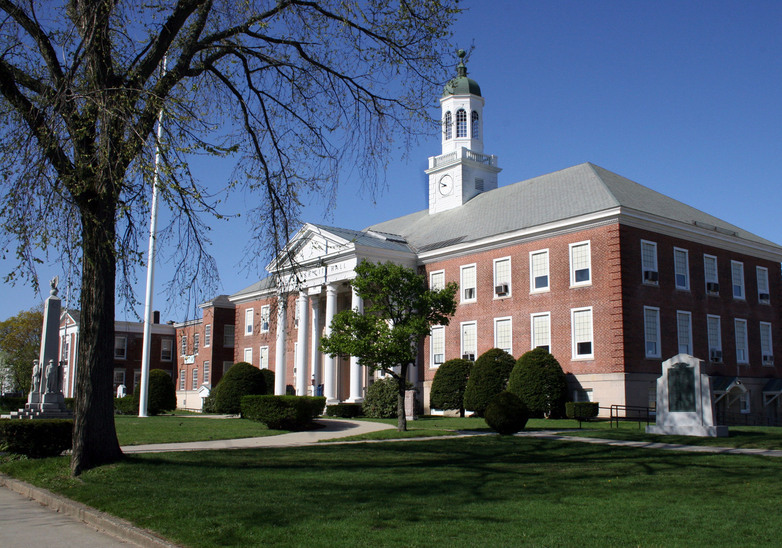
[2,436,781,547]
[114,415,285,445]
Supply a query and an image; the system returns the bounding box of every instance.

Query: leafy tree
[429,358,472,416]
[462,348,515,417]
[0,307,43,394]
[507,348,568,419]
[320,261,457,431]
[0,1,458,474]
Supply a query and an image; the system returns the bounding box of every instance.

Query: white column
[274,296,287,395]
[295,291,309,396]
[347,286,364,403]
[323,284,338,404]
[310,294,322,395]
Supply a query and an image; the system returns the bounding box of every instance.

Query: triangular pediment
[268,223,357,273]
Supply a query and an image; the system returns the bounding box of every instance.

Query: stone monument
[646,353,727,437]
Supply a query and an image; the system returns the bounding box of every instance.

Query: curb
[0,474,179,547]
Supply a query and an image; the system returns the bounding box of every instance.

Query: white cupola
[426,50,501,214]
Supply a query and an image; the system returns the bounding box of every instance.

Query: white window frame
[704,254,719,295]
[192,368,199,390]
[673,247,690,290]
[757,266,770,304]
[179,369,185,391]
[203,361,211,384]
[460,264,477,303]
[529,249,550,293]
[114,336,127,360]
[493,257,511,298]
[430,269,445,291]
[430,326,445,368]
[644,307,661,359]
[259,346,270,369]
[161,338,173,361]
[641,240,658,285]
[676,310,692,355]
[180,335,187,356]
[760,322,773,366]
[193,333,200,355]
[113,369,126,385]
[243,347,252,364]
[569,241,592,287]
[735,318,748,364]
[739,392,750,414]
[224,325,235,348]
[731,261,745,300]
[245,308,254,335]
[204,324,212,347]
[260,305,271,333]
[707,315,722,362]
[531,312,551,353]
[460,321,477,361]
[494,317,512,355]
[571,307,594,359]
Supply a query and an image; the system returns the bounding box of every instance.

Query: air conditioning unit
[759,292,770,302]
[434,354,444,365]
[709,349,723,363]
[706,282,720,293]
[763,354,774,366]
[495,283,509,296]
[464,288,476,300]
[643,270,659,283]
[462,353,475,361]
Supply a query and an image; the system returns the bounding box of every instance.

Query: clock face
[439,174,453,196]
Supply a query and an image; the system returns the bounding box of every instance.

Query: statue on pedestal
[45,359,60,394]
[30,360,42,395]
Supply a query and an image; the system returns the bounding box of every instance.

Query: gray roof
[365,162,781,253]
[231,276,276,299]
[308,223,413,254]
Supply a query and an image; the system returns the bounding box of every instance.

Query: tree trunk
[396,364,408,432]
[70,196,123,476]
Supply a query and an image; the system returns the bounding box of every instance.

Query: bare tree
[0,0,459,475]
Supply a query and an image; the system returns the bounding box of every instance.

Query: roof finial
[456,49,467,78]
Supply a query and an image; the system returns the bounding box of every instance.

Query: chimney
[153,310,160,324]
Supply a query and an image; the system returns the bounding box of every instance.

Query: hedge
[325,402,363,418]
[0,419,73,458]
[241,395,325,430]
[566,401,600,424]
[362,377,413,419]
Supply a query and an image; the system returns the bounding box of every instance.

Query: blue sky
[2,0,781,322]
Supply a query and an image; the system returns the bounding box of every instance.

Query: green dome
[442,50,481,97]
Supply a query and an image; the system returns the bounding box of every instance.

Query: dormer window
[444,111,452,140]
[456,109,467,138]
[471,111,479,139]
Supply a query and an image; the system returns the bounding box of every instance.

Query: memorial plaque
[668,362,696,412]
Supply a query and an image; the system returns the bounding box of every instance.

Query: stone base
[2,402,73,420]
[646,424,729,437]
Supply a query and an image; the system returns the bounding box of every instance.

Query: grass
[114,415,285,445]
[2,436,781,546]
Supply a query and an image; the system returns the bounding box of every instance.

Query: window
[757,266,770,304]
[493,257,511,297]
[460,264,477,302]
[259,346,269,369]
[430,270,445,291]
[113,369,125,385]
[731,261,745,299]
[223,361,233,374]
[673,248,689,290]
[461,322,477,361]
[644,307,661,358]
[431,326,445,367]
[179,369,185,390]
[531,312,551,352]
[569,242,591,286]
[574,388,593,402]
[704,254,719,294]
[494,317,512,355]
[444,111,452,140]
[641,240,658,284]
[203,361,211,384]
[192,368,199,390]
[571,307,593,359]
[735,319,748,364]
[707,315,722,362]
[530,250,549,292]
[245,308,254,335]
[260,305,271,333]
[471,111,479,139]
[204,324,212,347]
[456,108,467,138]
[193,333,200,355]
[760,322,773,366]
[243,347,252,364]
[677,311,692,355]
[224,325,235,348]
[114,336,127,360]
[134,370,141,390]
[739,391,750,414]
[180,335,188,356]
[160,339,173,361]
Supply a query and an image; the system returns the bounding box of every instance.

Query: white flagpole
[139,56,166,417]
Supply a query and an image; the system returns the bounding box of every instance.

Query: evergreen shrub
[114,395,137,415]
[260,369,275,394]
[132,369,176,415]
[210,362,266,415]
[325,403,363,418]
[0,396,27,412]
[241,395,317,430]
[429,358,472,416]
[462,348,515,417]
[362,377,413,419]
[0,419,73,458]
[484,392,529,435]
[507,348,568,418]
[566,401,600,423]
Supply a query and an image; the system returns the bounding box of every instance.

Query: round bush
[462,348,515,417]
[132,369,176,415]
[430,358,472,416]
[210,362,267,414]
[507,348,568,419]
[484,391,529,435]
[362,377,412,419]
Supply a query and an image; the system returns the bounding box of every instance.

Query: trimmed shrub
[114,395,137,415]
[507,348,568,419]
[210,362,266,415]
[326,403,363,418]
[260,369,275,394]
[307,396,327,418]
[0,396,27,413]
[132,369,176,415]
[0,419,73,458]
[430,358,472,416]
[463,348,515,417]
[362,377,413,419]
[484,392,529,435]
[242,395,314,430]
[566,401,600,423]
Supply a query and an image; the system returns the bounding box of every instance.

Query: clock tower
[427,50,501,214]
